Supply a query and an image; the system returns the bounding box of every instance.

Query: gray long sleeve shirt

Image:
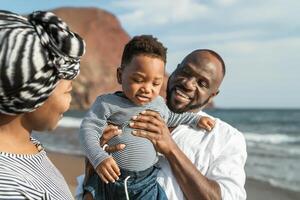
[79,92,202,171]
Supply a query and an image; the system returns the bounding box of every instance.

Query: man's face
[166,52,223,113]
[118,55,165,105]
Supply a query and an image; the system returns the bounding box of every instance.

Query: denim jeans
[84,164,168,200]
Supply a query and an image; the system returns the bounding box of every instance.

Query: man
[81,49,247,200]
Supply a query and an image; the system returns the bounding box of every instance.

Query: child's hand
[96,157,120,184]
[197,116,215,132]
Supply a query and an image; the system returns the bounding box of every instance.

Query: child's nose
[141,83,152,93]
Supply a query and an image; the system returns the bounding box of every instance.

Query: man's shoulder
[201,111,243,134]
[199,111,246,149]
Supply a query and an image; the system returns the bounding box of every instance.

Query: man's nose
[182,77,197,90]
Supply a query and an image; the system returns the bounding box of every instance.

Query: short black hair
[192,49,226,76]
[121,35,167,68]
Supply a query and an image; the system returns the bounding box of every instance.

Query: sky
[2,0,300,108]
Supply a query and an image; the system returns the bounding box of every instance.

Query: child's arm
[79,96,120,182]
[167,110,215,132]
[96,156,120,184]
[197,116,215,131]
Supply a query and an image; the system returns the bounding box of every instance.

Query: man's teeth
[176,89,189,99]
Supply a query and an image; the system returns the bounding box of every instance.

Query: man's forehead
[179,52,222,73]
[176,54,223,83]
[178,58,209,71]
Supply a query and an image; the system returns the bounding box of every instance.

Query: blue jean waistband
[119,164,160,180]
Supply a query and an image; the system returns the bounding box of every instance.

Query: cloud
[165,29,268,46]
[109,0,300,34]
[110,0,209,26]
[214,0,237,6]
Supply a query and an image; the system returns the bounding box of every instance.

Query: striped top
[80,92,201,171]
[0,138,73,200]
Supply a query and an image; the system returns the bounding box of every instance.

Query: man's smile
[173,87,192,103]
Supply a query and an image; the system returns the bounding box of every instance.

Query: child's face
[118,55,165,105]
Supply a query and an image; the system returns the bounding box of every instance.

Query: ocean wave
[244,132,300,144]
[57,116,82,128]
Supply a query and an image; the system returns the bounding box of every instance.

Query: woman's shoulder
[0,165,49,199]
[0,162,37,197]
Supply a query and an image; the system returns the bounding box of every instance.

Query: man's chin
[168,99,189,113]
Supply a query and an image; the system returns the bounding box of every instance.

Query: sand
[48,152,300,200]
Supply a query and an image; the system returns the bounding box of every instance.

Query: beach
[48,151,300,200]
[48,152,85,196]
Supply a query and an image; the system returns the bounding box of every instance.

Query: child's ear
[117,67,122,84]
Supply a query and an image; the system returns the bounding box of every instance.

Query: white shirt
[157,111,247,200]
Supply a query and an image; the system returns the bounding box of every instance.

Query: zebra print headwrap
[0,10,85,115]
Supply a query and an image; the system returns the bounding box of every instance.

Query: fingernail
[132,130,137,135]
[141,110,146,114]
[117,129,122,134]
[129,122,134,127]
[132,115,137,120]
[120,144,126,148]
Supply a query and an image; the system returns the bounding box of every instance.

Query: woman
[0,10,85,199]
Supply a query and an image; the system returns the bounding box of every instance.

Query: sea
[32,108,300,192]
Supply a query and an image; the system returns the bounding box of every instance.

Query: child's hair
[121,35,167,68]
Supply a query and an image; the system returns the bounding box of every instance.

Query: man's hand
[129,110,177,155]
[198,116,215,131]
[100,125,126,153]
[96,157,120,184]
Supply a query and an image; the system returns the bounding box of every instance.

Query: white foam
[57,116,82,128]
[244,132,300,144]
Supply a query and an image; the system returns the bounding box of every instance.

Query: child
[79,35,215,200]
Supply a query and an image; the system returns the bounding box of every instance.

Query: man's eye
[198,81,208,88]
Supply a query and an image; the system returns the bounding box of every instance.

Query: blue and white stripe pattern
[80,92,201,171]
[0,138,73,199]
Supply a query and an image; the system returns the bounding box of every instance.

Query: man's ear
[213,90,220,97]
[207,90,219,104]
[117,67,122,84]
